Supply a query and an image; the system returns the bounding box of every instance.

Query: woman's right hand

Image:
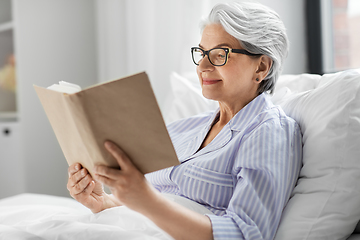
[67,163,120,213]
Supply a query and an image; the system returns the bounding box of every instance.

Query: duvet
[0,193,211,240]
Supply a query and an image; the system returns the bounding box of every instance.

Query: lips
[202,79,222,85]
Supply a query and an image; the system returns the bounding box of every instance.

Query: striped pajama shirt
[146,93,302,239]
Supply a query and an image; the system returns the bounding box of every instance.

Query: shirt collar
[183,93,272,160]
[226,93,273,132]
[199,93,273,135]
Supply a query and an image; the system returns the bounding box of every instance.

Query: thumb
[104,141,134,171]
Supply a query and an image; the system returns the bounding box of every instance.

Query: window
[306,0,360,74]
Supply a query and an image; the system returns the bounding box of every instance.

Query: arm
[93,141,213,240]
[135,189,213,240]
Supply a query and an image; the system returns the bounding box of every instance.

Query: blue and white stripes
[146,93,302,240]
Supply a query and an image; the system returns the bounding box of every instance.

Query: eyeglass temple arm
[231,49,262,56]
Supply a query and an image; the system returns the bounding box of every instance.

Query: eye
[217,53,226,59]
[211,49,226,59]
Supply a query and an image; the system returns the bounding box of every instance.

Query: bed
[1,69,360,240]
[0,192,214,240]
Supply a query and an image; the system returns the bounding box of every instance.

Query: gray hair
[201,2,289,94]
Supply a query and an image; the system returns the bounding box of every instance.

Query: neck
[216,94,259,127]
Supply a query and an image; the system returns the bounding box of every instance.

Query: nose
[197,55,214,72]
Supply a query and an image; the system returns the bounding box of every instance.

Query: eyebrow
[198,43,234,49]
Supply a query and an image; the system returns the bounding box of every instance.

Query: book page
[47,81,81,94]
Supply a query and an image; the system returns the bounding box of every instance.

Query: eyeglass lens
[192,48,227,66]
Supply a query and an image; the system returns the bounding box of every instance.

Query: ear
[254,55,272,82]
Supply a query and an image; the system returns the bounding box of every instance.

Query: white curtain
[96,0,216,110]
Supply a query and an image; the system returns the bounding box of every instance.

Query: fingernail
[75,164,80,171]
[105,141,112,148]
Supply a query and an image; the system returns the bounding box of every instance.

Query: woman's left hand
[93,141,158,213]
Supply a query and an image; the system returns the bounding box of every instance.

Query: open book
[34,72,179,176]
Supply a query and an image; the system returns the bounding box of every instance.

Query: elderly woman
[67,2,302,240]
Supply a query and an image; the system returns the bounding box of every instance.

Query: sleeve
[206,119,302,240]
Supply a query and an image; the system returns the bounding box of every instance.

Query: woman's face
[197,24,261,106]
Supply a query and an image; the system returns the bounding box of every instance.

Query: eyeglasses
[191,47,262,66]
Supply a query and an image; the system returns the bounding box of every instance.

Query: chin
[201,90,220,101]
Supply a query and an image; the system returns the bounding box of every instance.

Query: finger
[104,141,133,171]
[93,165,121,180]
[93,173,114,188]
[82,180,96,196]
[69,168,88,188]
[68,163,82,177]
[72,173,93,195]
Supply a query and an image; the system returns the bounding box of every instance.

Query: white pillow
[163,72,218,124]
[273,69,360,240]
[164,70,360,239]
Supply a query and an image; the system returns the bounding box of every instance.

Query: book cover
[34,72,179,176]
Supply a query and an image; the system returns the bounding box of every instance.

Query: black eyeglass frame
[191,47,262,66]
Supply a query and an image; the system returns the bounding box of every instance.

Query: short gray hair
[201,2,289,94]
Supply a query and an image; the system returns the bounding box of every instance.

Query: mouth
[202,79,222,85]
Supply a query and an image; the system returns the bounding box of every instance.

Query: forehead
[200,24,241,49]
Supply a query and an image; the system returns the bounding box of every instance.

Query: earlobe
[254,77,262,85]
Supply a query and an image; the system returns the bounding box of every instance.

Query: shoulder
[263,105,299,129]
[240,104,302,161]
[252,106,301,143]
[232,100,302,176]
[262,94,299,130]
[231,93,300,137]
[231,98,302,158]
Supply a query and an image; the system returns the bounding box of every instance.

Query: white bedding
[0,193,212,240]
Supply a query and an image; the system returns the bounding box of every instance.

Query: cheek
[219,67,253,89]
[223,61,256,82]
[218,67,238,84]
[196,67,202,83]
